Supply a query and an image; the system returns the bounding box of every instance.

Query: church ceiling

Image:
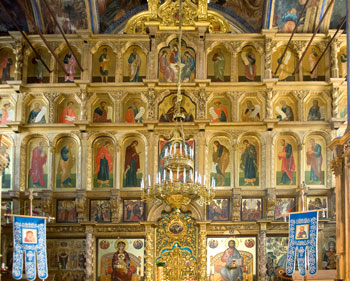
[0,0,346,35]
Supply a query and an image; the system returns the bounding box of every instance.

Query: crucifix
[297,181,308,212]
[26,189,38,216]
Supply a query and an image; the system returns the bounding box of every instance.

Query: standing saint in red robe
[29,141,47,187]
[59,101,77,123]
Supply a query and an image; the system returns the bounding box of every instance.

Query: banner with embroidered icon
[12,216,48,280]
[286,211,319,276]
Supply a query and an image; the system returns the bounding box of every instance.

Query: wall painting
[272,46,296,81]
[47,239,85,281]
[158,39,196,83]
[330,0,345,29]
[0,48,15,84]
[207,46,230,82]
[92,45,116,82]
[123,46,146,82]
[322,236,336,270]
[123,96,146,123]
[92,98,113,123]
[55,137,77,188]
[275,135,298,187]
[238,46,261,82]
[57,98,79,123]
[27,100,47,124]
[208,97,230,122]
[209,137,231,187]
[90,199,112,223]
[1,135,12,189]
[123,199,145,222]
[27,47,50,83]
[56,200,78,223]
[302,46,325,81]
[338,46,347,78]
[339,95,347,119]
[305,97,326,121]
[39,0,88,34]
[58,47,81,83]
[307,196,328,218]
[304,135,326,186]
[158,93,195,122]
[207,236,257,281]
[274,197,296,221]
[27,138,49,188]
[273,96,296,121]
[266,236,291,280]
[207,198,230,221]
[241,198,262,221]
[93,137,114,188]
[122,137,144,188]
[97,238,144,281]
[238,136,260,187]
[0,99,15,124]
[24,199,42,216]
[1,200,12,217]
[240,97,262,122]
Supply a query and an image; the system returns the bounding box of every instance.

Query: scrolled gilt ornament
[41,197,53,217]
[158,0,198,27]
[85,232,94,281]
[197,88,207,119]
[145,231,154,281]
[110,196,122,222]
[75,196,88,222]
[258,231,267,281]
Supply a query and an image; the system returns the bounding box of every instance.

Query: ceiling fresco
[0,0,346,35]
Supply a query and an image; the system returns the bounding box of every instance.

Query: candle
[163,170,166,181]
[183,168,186,183]
[177,167,179,181]
[141,178,144,190]
[148,175,151,187]
[180,143,182,155]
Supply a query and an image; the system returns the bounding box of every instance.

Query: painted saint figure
[28,103,46,124]
[59,101,77,123]
[297,226,307,239]
[31,53,46,83]
[212,141,229,186]
[281,8,297,33]
[306,138,322,184]
[340,50,347,78]
[125,99,144,123]
[99,48,110,83]
[59,142,74,187]
[93,102,111,123]
[212,49,225,82]
[241,48,256,81]
[1,151,10,188]
[209,100,228,122]
[240,139,257,185]
[0,55,12,84]
[307,100,322,121]
[277,50,292,81]
[63,53,77,83]
[111,241,135,281]
[124,141,140,187]
[278,139,295,185]
[241,100,260,122]
[309,48,319,81]
[323,241,336,270]
[159,96,194,122]
[159,50,174,82]
[276,100,294,121]
[128,48,141,82]
[29,141,47,187]
[220,240,243,281]
[0,103,14,124]
[95,141,113,187]
[181,51,195,82]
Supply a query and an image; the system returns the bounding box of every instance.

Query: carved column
[258,225,268,281]
[145,225,155,281]
[232,189,241,221]
[197,88,207,120]
[197,37,205,80]
[85,226,95,281]
[264,37,275,79]
[231,52,238,82]
[330,39,339,78]
[266,188,276,219]
[80,133,88,190]
[265,88,274,119]
[332,86,341,118]
[13,41,24,81]
[198,223,207,281]
[111,91,122,123]
[110,190,122,222]
[79,88,89,121]
[115,44,123,83]
[146,88,156,120]
[44,92,60,123]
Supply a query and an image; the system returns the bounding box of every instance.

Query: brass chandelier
[141,0,215,209]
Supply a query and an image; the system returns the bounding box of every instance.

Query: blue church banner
[12,216,48,280]
[286,211,319,276]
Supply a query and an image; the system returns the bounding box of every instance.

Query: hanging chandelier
[141,0,215,209]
